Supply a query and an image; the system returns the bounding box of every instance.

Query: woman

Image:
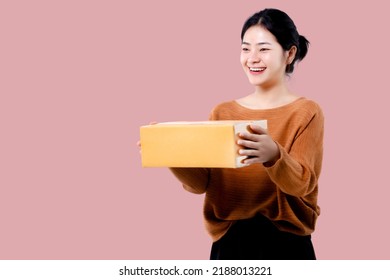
[169,8,324,260]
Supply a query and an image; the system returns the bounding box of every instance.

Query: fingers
[238,133,268,148]
[239,147,258,157]
[236,124,276,165]
[249,124,267,135]
[239,124,267,141]
[238,131,257,142]
[241,156,259,165]
[237,138,258,149]
[237,126,265,157]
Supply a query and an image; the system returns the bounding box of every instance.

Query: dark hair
[241,8,309,74]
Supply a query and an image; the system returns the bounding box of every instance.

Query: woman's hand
[237,124,280,166]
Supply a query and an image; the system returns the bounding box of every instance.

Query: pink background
[1,0,389,259]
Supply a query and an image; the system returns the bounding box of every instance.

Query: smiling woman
[167,8,324,260]
[240,8,309,74]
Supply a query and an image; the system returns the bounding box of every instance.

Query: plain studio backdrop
[1,0,389,259]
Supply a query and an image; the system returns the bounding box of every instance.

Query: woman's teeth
[249,67,265,72]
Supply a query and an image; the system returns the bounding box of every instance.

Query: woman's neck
[237,83,298,110]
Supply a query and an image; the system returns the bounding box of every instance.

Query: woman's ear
[286,45,297,64]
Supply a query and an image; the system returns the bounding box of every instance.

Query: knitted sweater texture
[171,97,324,241]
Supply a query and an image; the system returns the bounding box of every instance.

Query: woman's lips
[249,67,266,74]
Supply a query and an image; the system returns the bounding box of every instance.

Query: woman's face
[240,25,292,88]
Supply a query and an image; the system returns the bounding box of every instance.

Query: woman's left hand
[237,124,280,165]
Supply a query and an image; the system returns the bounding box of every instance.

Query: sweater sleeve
[169,168,209,194]
[265,106,324,197]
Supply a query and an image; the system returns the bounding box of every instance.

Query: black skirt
[210,214,316,260]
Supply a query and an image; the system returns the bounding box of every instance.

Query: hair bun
[298,35,309,61]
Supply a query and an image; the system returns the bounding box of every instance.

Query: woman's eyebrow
[241,41,272,46]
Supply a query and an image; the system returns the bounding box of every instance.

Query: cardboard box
[140,120,267,168]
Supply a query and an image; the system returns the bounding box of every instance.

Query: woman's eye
[242,47,249,51]
[260,48,269,52]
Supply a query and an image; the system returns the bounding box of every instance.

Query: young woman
[169,8,324,260]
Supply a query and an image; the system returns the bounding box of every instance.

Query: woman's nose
[248,52,261,63]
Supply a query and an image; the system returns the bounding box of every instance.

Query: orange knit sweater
[170,97,324,241]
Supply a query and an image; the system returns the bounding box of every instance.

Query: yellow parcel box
[140,120,267,168]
